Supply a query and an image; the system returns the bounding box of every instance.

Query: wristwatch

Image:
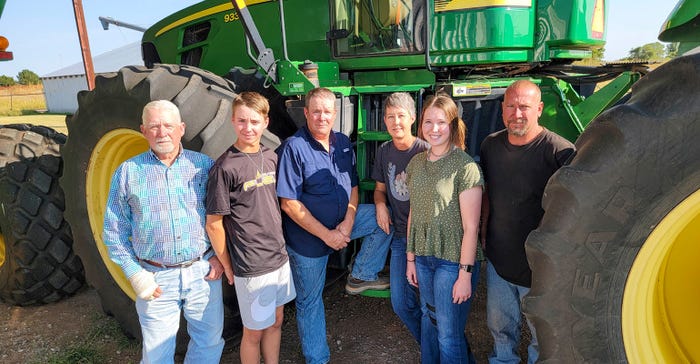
[459,264,474,273]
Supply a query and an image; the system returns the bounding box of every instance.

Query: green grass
[43,346,104,364]
[32,313,139,364]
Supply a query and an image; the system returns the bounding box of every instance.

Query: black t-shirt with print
[206,145,288,277]
[371,138,429,238]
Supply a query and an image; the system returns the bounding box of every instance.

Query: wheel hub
[86,128,148,301]
[623,188,700,362]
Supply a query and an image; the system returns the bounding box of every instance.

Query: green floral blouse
[406,148,484,263]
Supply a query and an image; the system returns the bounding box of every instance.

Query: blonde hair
[233,91,270,117]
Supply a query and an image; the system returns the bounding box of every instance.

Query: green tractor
[0,0,696,361]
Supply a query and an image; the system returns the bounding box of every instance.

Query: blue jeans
[389,236,422,343]
[486,262,539,364]
[349,204,393,281]
[286,245,330,364]
[415,256,481,364]
[136,258,224,364]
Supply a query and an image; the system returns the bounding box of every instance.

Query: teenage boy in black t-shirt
[205,92,295,364]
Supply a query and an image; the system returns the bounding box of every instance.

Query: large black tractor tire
[227,67,295,143]
[61,64,242,342]
[412,0,425,52]
[524,53,700,362]
[0,125,84,305]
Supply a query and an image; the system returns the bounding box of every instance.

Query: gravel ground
[1,267,531,363]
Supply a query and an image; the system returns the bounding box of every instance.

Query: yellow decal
[453,83,492,97]
[155,0,272,37]
[243,171,276,192]
[591,0,605,39]
[234,0,248,11]
[223,11,240,23]
[435,0,532,13]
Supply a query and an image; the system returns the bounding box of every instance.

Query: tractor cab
[331,0,423,57]
[328,0,606,73]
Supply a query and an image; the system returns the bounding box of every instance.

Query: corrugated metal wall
[41,75,88,114]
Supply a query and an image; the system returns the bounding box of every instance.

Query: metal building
[40,42,141,114]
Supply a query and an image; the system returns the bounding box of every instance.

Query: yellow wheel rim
[86,129,148,301]
[623,188,700,363]
[0,233,5,269]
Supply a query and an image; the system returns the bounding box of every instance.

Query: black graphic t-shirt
[206,145,287,277]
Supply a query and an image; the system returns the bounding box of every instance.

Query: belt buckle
[143,249,208,269]
[175,255,202,268]
[177,259,196,268]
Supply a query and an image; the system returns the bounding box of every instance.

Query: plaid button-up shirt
[103,148,214,278]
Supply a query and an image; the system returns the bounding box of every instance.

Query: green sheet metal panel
[143,0,333,77]
[537,0,606,61]
[430,1,535,65]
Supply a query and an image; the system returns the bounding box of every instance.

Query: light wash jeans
[486,261,539,364]
[286,245,331,364]
[349,204,393,281]
[415,256,481,364]
[390,236,422,343]
[136,258,224,364]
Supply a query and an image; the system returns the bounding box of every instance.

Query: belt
[141,248,212,269]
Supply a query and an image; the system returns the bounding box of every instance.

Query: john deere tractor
[2,0,697,361]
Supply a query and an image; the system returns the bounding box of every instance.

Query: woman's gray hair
[383,92,416,119]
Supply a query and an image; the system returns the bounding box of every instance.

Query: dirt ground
[1,271,530,363]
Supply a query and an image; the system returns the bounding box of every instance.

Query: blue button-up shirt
[103,148,214,278]
[276,126,358,257]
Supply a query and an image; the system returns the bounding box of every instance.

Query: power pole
[72,0,95,90]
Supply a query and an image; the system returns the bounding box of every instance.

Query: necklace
[428,146,452,161]
[242,147,265,175]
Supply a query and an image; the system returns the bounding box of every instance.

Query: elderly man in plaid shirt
[103,99,225,363]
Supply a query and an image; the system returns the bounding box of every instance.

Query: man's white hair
[142,100,182,124]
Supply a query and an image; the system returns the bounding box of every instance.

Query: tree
[591,47,604,62]
[665,43,679,58]
[0,75,16,86]
[628,42,665,62]
[16,69,40,85]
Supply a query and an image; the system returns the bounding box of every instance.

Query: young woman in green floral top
[406,94,484,363]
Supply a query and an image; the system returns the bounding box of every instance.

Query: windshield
[331,0,423,57]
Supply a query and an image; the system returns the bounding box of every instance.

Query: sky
[0,0,682,78]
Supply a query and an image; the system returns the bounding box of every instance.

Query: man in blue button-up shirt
[103,100,225,363]
[277,88,392,364]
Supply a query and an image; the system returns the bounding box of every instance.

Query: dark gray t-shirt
[206,145,288,277]
[480,128,575,287]
[371,138,429,238]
